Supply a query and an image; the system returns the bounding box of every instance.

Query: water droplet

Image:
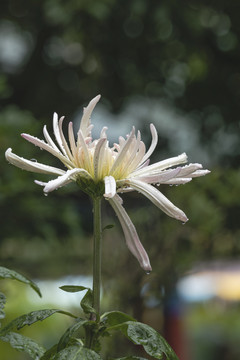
[44,193,48,197]
[30,158,37,162]
[145,271,151,275]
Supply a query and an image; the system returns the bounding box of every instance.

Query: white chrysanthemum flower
[5,95,210,272]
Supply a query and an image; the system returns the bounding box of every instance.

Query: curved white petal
[5,148,65,175]
[94,138,107,179]
[58,116,74,160]
[163,178,192,185]
[134,153,188,176]
[53,113,69,157]
[134,167,182,184]
[139,124,158,166]
[128,179,188,222]
[40,168,91,193]
[21,133,73,167]
[43,124,61,153]
[108,195,152,272]
[79,95,101,138]
[104,176,116,198]
[109,127,135,176]
[190,169,211,177]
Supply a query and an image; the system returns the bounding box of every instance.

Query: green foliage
[59,285,89,293]
[57,318,88,351]
[48,344,102,360]
[101,311,135,327]
[0,266,41,297]
[107,321,178,360]
[0,309,76,336]
[0,292,6,322]
[0,332,45,359]
[80,289,95,315]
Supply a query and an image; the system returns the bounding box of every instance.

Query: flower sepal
[76,178,105,199]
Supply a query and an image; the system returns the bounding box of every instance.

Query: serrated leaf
[57,318,88,351]
[0,292,6,320]
[113,321,179,360]
[0,331,45,359]
[0,266,41,297]
[80,289,95,315]
[101,311,136,327]
[0,309,77,336]
[53,345,103,359]
[59,285,89,293]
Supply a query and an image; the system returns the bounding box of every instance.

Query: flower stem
[92,196,102,320]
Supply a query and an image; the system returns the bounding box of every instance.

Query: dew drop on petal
[30,159,37,162]
[44,193,48,197]
[145,271,151,275]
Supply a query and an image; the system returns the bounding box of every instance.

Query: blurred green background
[0,0,240,359]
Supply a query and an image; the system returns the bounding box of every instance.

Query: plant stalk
[92,196,102,320]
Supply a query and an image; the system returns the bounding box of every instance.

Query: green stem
[92,197,102,320]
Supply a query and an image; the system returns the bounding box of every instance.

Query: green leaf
[59,285,89,293]
[80,289,95,315]
[0,309,77,336]
[57,318,88,351]
[0,331,45,359]
[53,345,103,359]
[101,311,136,327]
[0,292,6,321]
[39,344,58,360]
[113,321,179,360]
[102,224,114,231]
[0,266,41,297]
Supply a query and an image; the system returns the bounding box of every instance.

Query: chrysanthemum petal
[134,167,182,184]
[21,133,73,167]
[53,113,68,156]
[128,179,188,222]
[104,176,116,198]
[94,138,107,179]
[79,95,101,138]
[58,116,74,160]
[5,148,65,175]
[139,124,158,166]
[163,178,192,185]
[109,127,136,176]
[43,125,61,153]
[190,169,211,177]
[134,152,188,176]
[108,195,152,272]
[38,168,91,193]
[68,122,78,159]
[77,130,92,171]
